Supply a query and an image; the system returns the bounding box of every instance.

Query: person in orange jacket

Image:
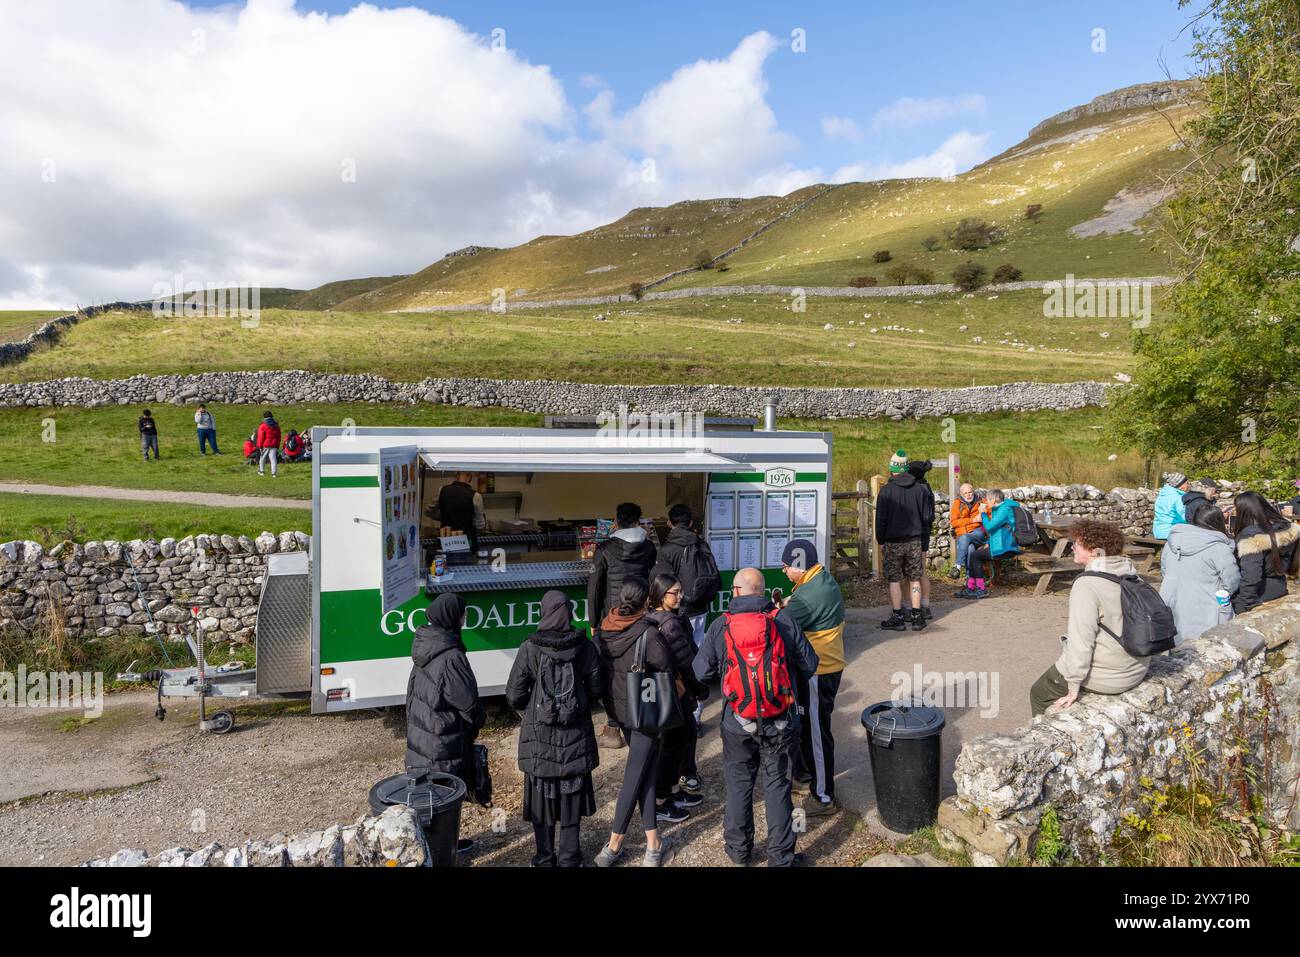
[948,483,989,578]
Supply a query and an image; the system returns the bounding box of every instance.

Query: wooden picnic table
[1018,512,1157,596]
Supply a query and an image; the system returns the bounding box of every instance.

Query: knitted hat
[1163,471,1187,488]
[889,449,909,473]
[781,539,818,570]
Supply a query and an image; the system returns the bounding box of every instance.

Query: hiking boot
[726,847,752,867]
[671,789,703,808]
[880,610,908,631]
[642,838,675,867]
[678,774,701,794]
[910,609,928,631]
[922,605,934,620]
[947,565,964,579]
[593,844,625,867]
[656,802,689,824]
[597,725,625,749]
[456,838,475,854]
[803,797,839,818]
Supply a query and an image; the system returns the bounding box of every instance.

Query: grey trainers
[642,838,675,867]
[594,844,625,868]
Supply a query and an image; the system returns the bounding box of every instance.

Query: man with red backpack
[692,566,819,867]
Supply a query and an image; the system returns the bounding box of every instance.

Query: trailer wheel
[209,710,235,734]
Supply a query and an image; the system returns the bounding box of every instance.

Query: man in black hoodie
[693,567,819,867]
[875,450,933,631]
[1181,479,1219,527]
[588,502,658,748]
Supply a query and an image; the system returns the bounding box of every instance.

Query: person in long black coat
[505,590,606,867]
[405,593,486,785]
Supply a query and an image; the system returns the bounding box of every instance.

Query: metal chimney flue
[761,396,778,431]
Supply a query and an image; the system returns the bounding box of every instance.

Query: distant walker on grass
[138,408,159,461]
[194,403,220,456]
[256,410,281,478]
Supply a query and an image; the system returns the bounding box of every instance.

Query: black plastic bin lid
[369,769,466,823]
[861,700,945,744]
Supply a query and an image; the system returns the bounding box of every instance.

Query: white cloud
[820,116,863,141]
[832,130,993,182]
[871,93,987,131]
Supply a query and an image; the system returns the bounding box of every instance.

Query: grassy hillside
[285,275,408,310]
[343,94,1193,311]
[662,104,1191,291]
[334,187,830,310]
[2,288,1147,388]
[0,310,65,343]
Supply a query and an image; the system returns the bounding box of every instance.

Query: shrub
[884,264,937,286]
[992,263,1023,283]
[947,217,999,251]
[872,249,892,263]
[921,235,940,251]
[951,261,987,291]
[1025,203,1043,221]
[628,281,645,300]
[847,275,878,287]
[909,266,935,284]
[693,250,714,270]
[884,265,911,285]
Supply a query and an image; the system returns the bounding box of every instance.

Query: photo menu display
[380,445,421,612]
[707,479,821,571]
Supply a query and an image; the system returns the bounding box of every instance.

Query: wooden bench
[1015,545,1156,595]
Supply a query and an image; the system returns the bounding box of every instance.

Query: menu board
[708,491,735,531]
[737,492,764,529]
[736,532,763,569]
[709,534,736,572]
[764,531,790,570]
[793,490,819,528]
[380,445,421,613]
[765,490,791,528]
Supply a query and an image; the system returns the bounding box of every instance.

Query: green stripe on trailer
[318,569,791,665]
[320,475,379,488]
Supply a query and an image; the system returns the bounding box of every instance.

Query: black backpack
[678,541,723,609]
[1011,503,1039,547]
[1079,570,1177,656]
[533,650,585,726]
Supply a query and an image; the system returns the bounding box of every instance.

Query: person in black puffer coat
[1231,491,1300,613]
[646,573,709,813]
[405,593,486,784]
[506,590,605,867]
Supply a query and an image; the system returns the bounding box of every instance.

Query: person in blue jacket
[957,489,1022,599]
[1152,471,1189,539]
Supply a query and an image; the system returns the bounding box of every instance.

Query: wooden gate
[832,479,873,580]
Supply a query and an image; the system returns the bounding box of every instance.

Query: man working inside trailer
[436,471,486,549]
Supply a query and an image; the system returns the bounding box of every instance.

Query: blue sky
[186,0,1199,175]
[1,0,1202,305]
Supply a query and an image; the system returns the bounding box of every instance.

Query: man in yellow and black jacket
[779,539,845,816]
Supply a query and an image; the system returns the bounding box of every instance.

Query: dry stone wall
[936,598,1300,865]
[0,369,1116,420]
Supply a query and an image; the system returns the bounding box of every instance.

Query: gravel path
[0,481,309,510]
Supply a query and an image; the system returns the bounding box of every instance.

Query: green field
[0,493,308,545]
[2,288,1147,388]
[0,310,66,344]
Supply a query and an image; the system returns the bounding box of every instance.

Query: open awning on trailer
[419,448,746,472]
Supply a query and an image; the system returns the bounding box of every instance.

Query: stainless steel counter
[425,559,593,594]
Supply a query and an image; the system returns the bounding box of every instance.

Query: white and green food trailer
[275,422,831,713]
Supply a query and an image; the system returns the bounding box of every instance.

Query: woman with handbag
[645,573,707,817]
[593,577,679,867]
[505,590,606,867]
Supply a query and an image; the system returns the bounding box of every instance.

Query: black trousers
[656,721,688,800]
[532,821,582,867]
[720,723,799,866]
[966,544,995,580]
[611,728,660,835]
[795,670,842,803]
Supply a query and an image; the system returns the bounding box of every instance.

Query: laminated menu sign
[379,445,421,613]
[736,532,763,569]
[737,492,764,529]
[765,490,791,528]
[710,534,736,572]
[793,490,819,528]
[708,491,736,531]
[764,532,790,570]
